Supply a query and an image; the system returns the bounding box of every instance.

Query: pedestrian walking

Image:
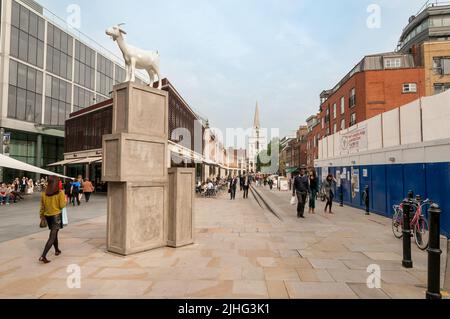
[39,176,66,264]
[242,173,250,199]
[362,185,370,215]
[71,179,81,206]
[292,166,310,219]
[82,178,95,203]
[63,180,72,204]
[323,174,337,214]
[308,168,320,214]
[268,178,274,190]
[229,175,238,200]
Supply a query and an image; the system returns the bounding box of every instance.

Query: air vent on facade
[18,0,43,14]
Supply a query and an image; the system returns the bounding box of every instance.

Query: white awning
[47,159,78,167]
[0,154,71,179]
[67,157,102,165]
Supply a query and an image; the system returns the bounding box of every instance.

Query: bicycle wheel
[414,217,429,251]
[392,208,403,239]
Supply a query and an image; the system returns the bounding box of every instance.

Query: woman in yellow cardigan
[39,176,66,264]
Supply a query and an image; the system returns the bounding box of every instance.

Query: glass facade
[8,59,43,123]
[10,0,45,68]
[73,85,95,112]
[74,40,95,90]
[96,54,113,96]
[46,23,73,80]
[44,74,71,125]
[7,0,143,127]
[2,0,148,182]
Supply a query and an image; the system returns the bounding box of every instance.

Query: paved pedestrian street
[0,188,447,299]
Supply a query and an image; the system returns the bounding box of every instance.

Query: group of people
[292,165,336,218]
[63,176,95,206]
[197,178,228,198]
[227,172,253,200]
[0,177,41,206]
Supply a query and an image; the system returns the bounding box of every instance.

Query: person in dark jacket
[308,168,320,214]
[292,166,310,219]
[228,176,238,200]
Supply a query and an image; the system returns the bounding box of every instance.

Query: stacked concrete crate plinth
[102,82,169,256]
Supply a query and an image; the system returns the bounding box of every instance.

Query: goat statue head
[105,23,127,41]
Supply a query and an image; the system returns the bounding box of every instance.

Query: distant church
[248,102,267,173]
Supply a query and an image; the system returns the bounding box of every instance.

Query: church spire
[253,101,260,130]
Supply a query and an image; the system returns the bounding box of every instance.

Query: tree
[257,138,282,174]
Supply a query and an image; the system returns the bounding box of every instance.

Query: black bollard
[402,199,413,269]
[340,184,344,207]
[426,204,442,300]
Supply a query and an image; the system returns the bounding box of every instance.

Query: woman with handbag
[39,176,67,264]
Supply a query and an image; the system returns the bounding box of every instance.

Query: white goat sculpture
[106,24,161,89]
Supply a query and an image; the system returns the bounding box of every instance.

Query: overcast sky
[39,0,427,143]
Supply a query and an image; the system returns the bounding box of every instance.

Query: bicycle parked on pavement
[392,197,431,251]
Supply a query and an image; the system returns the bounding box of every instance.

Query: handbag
[62,207,69,226]
[290,196,297,206]
[40,218,47,228]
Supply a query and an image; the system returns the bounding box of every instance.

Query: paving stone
[285,281,358,299]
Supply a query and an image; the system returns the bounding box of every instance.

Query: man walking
[292,165,310,219]
[229,175,238,200]
[242,173,250,199]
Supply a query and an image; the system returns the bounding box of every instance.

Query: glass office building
[0,0,144,181]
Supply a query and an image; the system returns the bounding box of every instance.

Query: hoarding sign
[340,126,368,153]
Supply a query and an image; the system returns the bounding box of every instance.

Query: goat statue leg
[125,64,131,82]
[146,68,154,87]
[130,60,136,82]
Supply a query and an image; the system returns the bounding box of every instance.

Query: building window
[403,83,417,93]
[8,60,43,124]
[384,58,402,69]
[333,123,337,134]
[46,24,73,80]
[73,85,95,112]
[96,54,114,97]
[341,119,346,131]
[349,88,356,108]
[433,57,450,75]
[333,103,337,119]
[340,96,345,114]
[74,40,95,90]
[44,75,72,126]
[350,113,357,127]
[10,1,45,68]
[434,83,450,95]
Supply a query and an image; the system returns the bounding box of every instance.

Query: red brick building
[306,52,425,167]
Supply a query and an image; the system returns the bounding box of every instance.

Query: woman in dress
[39,176,67,264]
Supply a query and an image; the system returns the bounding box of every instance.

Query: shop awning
[286,167,298,174]
[67,157,102,165]
[47,159,79,167]
[0,154,71,179]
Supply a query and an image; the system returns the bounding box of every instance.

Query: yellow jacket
[40,191,67,218]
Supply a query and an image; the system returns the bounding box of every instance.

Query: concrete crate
[107,182,169,255]
[102,133,168,183]
[112,82,168,139]
[167,168,195,248]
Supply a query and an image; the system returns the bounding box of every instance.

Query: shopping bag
[62,207,69,226]
[290,196,297,206]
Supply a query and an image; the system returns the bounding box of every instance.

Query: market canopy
[0,154,72,179]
